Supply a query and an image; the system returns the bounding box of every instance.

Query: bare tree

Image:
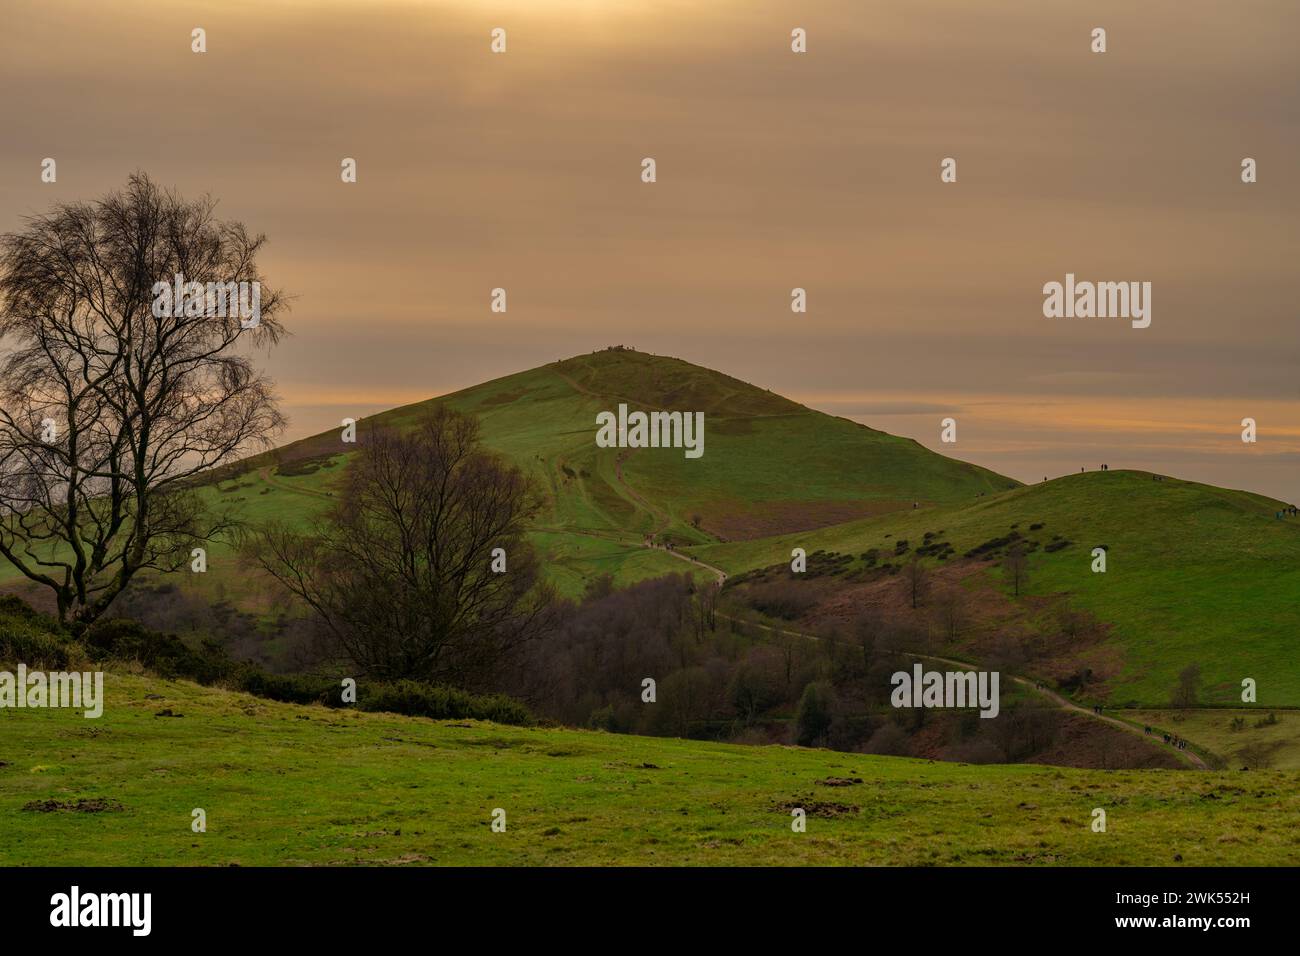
[1002,543,1029,598]
[933,585,968,642]
[0,174,285,625]
[853,609,884,673]
[1172,663,1201,709]
[727,646,783,726]
[655,666,713,738]
[245,407,557,687]
[903,556,930,609]
[774,625,801,695]
[691,578,720,638]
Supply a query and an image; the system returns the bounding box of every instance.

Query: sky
[1,0,1297,501]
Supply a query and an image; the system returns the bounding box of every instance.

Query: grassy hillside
[3,669,1298,866]
[254,348,1016,543]
[694,470,1300,706]
[0,349,1013,603]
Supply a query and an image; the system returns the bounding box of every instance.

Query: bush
[746,580,818,620]
[85,618,229,683]
[587,704,626,733]
[0,594,57,628]
[360,680,534,726]
[862,722,911,756]
[233,667,334,705]
[0,597,73,668]
[0,625,72,669]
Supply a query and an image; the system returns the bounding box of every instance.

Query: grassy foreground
[2,672,1299,866]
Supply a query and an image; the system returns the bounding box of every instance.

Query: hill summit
[264,347,1018,545]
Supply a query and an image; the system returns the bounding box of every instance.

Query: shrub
[747,580,818,620]
[0,623,72,669]
[0,597,73,667]
[274,453,337,477]
[85,618,229,683]
[0,594,56,628]
[360,680,534,726]
[587,704,620,732]
[233,667,334,705]
[862,722,910,756]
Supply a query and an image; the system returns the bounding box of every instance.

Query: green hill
[139,349,1017,600]
[694,470,1300,706]
[3,666,1298,866]
[257,348,1016,540]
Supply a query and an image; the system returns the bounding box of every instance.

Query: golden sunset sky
[2,0,1296,500]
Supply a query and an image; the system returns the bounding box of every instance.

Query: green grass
[692,470,1300,706]
[3,671,1299,866]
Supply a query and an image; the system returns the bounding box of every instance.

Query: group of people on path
[1143,725,1189,750]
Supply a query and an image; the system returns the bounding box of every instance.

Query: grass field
[3,671,1299,867]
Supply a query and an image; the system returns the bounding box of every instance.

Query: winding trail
[710,608,1208,770]
[552,365,673,535]
[254,448,1208,769]
[645,540,728,584]
[630,532,1205,767]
